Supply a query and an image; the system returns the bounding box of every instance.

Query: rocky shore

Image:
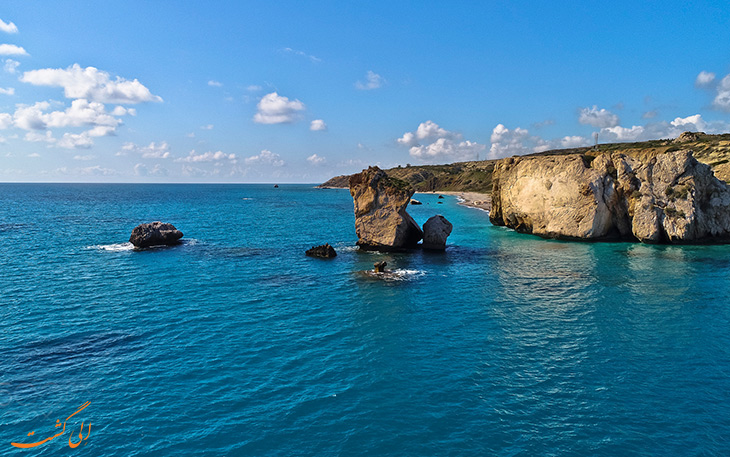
[490,149,730,243]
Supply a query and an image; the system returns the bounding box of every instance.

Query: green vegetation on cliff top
[319,133,730,193]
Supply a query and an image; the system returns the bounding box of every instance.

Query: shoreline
[419,191,491,213]
[318,186,492,212]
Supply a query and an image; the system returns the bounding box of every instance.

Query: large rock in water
[349,166,423,250]
[129,222,184,248]
[490,149,730,243]
[422,215,453,250]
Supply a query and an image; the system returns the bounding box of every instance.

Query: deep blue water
[1,183,730,456]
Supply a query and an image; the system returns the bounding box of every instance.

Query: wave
[359,268,426,281]
[87,242,134,252]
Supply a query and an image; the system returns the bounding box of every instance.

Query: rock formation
[673,131,704,143]
[305,243,337,258]
[422,215,453,250]
[374,261,387,273]
[129,222,183,248]
[490,149,730,243]
[349,166,423,251]
[410,199,422,205]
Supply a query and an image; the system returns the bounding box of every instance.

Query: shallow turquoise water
[1,184,729,456]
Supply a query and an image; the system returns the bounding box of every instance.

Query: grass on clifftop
[318,133,730,194]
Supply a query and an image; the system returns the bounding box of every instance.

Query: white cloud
[246,85,262,92]
[134,163,168,177]
[27,152,40,157]
[244,149,285,166]
[73,154,96,161]
[282,47,322,63]
[0,112,11,129]
[0,87,13,95]
[642,110,658,119]
[21,64,162,104]
[310,119,327,131]
[111,106,136,116]
[208,80,223,87]
[175,149,237,163]
[712,74,730,112]
[397,120,457,147]
[578,105,620,128]
[597,114,730,143]
[120,141,171,159]
[0,19,18,34]
[488,124,587,158]
[696,71,716,87]
[355,71,384,90]
[200,124,213,130]
[0,44,27,56]
[253,92,305,124]
[3,59,18,73]
[398,121,485,163]
[409,138,485,162]
[560,136,591,148]
[12,99,122,131]
[79,165,116,176]
[307,153,326,165]
[57,132,95,149]
[25,130,55,144]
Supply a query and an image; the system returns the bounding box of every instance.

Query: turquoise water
[1,183,729,456]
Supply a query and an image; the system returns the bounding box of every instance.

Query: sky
[1,0,730,183]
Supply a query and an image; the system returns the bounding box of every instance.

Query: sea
[1,183,729,456]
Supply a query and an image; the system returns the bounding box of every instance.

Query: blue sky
[1,0,730,182]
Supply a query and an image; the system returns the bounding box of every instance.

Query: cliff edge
[490,149,730,243]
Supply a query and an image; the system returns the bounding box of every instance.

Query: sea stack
[490,148,730,243]
[129,222,184,248]
[422,215,453,250]
[349,166,423,251]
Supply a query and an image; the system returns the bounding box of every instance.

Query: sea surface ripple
[1,184,729,456]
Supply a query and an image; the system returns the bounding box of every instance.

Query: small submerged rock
[373,261,387,273]
[305,243,337,258]
[129,222,183,248]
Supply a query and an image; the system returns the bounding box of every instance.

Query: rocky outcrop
[673,131,704,143]
[422,215,453,250]
[349,166,423,251]
[129,222,183,248]
[305,244,337,258]
[490,150,730,243]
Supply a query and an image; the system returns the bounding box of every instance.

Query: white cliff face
[490,150,730,243]
[349,166,423,250]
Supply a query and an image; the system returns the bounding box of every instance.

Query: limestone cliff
[349,166,423,250]
[490,150,730,243]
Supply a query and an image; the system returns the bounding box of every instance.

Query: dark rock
[422,215,453,250]
[438,195,445,199]
[374,261,387,273]
[305,243,337,258]
[129,222,183,248]
[410,199,422,205]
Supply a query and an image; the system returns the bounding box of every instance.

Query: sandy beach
[420,191,491,213]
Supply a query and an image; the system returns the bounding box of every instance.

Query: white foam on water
[87,242,134,252]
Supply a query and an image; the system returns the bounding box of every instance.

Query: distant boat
[274,184,279,188]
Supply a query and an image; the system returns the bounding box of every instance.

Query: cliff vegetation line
[318,133,730,193]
